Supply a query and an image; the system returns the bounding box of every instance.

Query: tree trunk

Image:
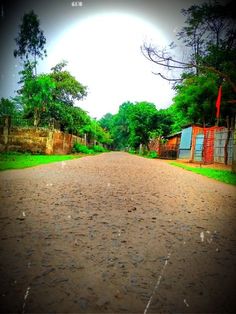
[34,52,37,76]
[34,108,40,127]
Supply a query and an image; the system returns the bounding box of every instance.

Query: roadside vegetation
[0,152,80,171]
[128,149,159,159]
[0,149,105,171]
[1,11,112,147]
[0,143,108,171]
[169,162,236,186]
[72,144,107,154]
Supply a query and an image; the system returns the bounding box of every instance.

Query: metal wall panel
[194,133,204,162]
[214,130,233,164]
[179,127,192,149]
[178,149,191,159]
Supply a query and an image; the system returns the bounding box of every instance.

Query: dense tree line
[99,102,173,150]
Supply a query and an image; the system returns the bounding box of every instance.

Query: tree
[171,72,220,127]
[19,68,55,126]
[50,61,87,106]
[99,113,114,131]
[103,101,165,150]
[141,0,236,128]
[16,60,88,130]
[0,97,22,119]
[141,1,236,93]
[127,102,159,148]
[110,102,133,149]
[14,10,47,75]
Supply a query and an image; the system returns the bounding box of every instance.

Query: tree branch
[141,43,236,93]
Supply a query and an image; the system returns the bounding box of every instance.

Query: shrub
[92,145,107,152]
[128,148,136,154]
[72,143,94,154]
[147,150,159,158]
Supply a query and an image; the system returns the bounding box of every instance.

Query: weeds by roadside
[0,145,109,171]
[169,161,236,185]
[0,152,82,171]
[128,149,159,159]
[72,143,108,154]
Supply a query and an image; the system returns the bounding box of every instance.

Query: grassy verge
[0,152,87,171]
[169,161,236,186]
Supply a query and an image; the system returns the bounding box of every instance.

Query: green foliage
[18,65,55,126]
[170,162,236,185]
[50,61,87,106]
[172,72,219,126]
[99,113,114,131]
[0,98,22,118]
[0,152,80,171]
[11,12,112,147]
[147,151,159,159]
[109,102,133,149]
[80,119,112,146]
[128,149,159,159]
[72,143,94,154]
[128,101,159,148]
[142,0,236,130]
[92,145,107,152]
[16,60,95,135]
[128,148,136,154]
[99,101,174,150]
[174,0,236,125]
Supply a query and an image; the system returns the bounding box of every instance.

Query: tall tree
[141,1,236,92]
[14,10,47,75]
[141,0,236,127]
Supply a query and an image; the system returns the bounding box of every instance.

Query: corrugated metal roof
[166,131,182,138]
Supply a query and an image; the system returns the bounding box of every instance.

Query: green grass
[0,152,84,171]
[169,162,236,185]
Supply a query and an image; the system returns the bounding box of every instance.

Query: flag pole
[215,85,222,127]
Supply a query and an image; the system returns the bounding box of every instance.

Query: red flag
[216,85,222,119]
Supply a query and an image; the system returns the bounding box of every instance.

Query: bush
[128,148,136,154]
[92,145,107,152]
[147,150,159,158]
[72,143,94,154]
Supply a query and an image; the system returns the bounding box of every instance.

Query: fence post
[3,116,10,148]
[232,119,236,173]
[45,130,54,155]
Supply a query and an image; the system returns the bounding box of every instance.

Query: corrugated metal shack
[148,132,181,159]
[159,132,181,159]
[178,125,233,165]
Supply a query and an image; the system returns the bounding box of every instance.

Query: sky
[0,0,206,119]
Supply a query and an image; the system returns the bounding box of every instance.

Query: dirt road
[0,152,236,313]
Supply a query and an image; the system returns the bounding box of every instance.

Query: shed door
[194,133,204,162]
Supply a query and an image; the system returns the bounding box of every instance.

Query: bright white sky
[46,12,176,119]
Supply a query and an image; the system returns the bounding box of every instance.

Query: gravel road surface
[0,152,236,313]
